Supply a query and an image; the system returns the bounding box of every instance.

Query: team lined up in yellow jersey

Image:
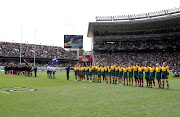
[74,62,169,89]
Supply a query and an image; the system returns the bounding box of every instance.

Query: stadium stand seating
[94,39,179,50]
[94,51,179,71]
[88,8,180,72]
[0,41,76,60]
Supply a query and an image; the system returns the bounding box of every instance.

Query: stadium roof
[87,8,180,37]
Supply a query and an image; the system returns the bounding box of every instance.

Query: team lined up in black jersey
[4,64,33,77]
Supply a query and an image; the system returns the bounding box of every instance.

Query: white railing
[96,7,180,22]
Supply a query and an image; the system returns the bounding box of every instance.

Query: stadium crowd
[94,51,180,71]
[94,39,179,49]
[93,28,180,36]
[0,42,76,60]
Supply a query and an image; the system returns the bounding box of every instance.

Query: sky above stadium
[0,0,179,51]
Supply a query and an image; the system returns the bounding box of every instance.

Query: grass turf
[0,71,180,117]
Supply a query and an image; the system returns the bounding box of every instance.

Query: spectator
[0,42,76,60]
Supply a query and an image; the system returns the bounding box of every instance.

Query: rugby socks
[106,79,108,83]
[146,80,148,87]
[115,79,117,84]
[119,80,121,84]
[167,84,169,89]
[167,79,169,89]
[153,80,155,87]
[132,79,133,86]
[129,78,131,85]
[162,81,164,89]
[149,80,152,87]
[158,80,161,88]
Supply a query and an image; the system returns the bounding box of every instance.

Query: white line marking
[0,90,10,94]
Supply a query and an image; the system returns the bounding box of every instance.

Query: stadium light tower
[20,25,22,65]
[34,28,36,67]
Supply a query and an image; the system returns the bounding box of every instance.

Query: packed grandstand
[0,42,76,59]
[0,42,77,67]
[88,8,180,72]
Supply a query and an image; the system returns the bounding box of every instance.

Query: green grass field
[0,71,180,117]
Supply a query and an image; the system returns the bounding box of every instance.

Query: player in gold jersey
[162,62,169,89]
[83,65,86,82]
[133,63,139,86]
[74,65,78,81]
[111,64,116,84]
[97,66,102,83]
[81,65,85,82]
[104,65,108,84]
[79,65,82,81]
[128,64,133,86]
[95,64,99,82]
[118,65,123,85]
[155,63,162,88]
[123,65,128,85]
[149,64,156,88]
[115,64,119,84]
[101,65,105,83]
[89,65,92,82]
[108,66,112,84]
[92,65,95,82]
[138,64,144,87]
[85,65,89,82]
[78,65,81,81]
[144,64,150,87]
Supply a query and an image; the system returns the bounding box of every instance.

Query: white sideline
[0,90,10,94]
